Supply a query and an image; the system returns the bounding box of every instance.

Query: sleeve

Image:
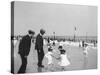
[19,38,24,50]
[18,37,25,54]
[45,53,49,58]
[85,47,88,51]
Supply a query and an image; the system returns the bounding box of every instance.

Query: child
[83,44,88,57]
[58,45,70,71]
[83,44,88,69]
[45,45,54,68]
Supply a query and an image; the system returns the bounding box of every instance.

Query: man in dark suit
[35,29,45,67]
[18,30,35,73]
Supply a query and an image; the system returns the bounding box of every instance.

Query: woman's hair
[60,49,66,54]
[58,45,63,49]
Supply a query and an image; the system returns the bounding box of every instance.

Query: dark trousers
[37,49,44,66]
[18,55,27,73]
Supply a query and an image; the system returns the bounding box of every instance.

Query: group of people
[16,29,89,73]
[45,44,70,71]
[18,29,45,73]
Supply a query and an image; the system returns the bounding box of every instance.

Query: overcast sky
[14,1,97,36]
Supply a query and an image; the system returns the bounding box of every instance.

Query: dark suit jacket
[19,35,31,56]
[35,34,43,50]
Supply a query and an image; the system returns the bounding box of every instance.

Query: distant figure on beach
[18,30,35,73]
[83,44,88,56]
[79,40,81,47]
[35,29,45,67]
[82,41,85,47]
[47,37,50,44]
[12,36,18,47]
[83,44,88,69]
[58,45,70,71]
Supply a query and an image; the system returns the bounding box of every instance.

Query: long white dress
[58,53,70,66]
[45,52,53,65]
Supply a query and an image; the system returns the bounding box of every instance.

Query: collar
[39,33,43,37]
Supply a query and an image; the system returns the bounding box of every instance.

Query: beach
[13,40,97,74]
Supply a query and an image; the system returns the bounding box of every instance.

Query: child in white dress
[45,45,54,68]
[83,44,88,57]
[58,46,70,71]
[83,44,88,69]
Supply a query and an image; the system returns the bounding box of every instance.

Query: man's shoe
[40,65,44,68]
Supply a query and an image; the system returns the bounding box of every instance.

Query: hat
[28,30,35,35]
[40,29,45,34]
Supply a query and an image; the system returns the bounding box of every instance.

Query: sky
[14,1,97,36]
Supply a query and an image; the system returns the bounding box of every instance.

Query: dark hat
[28,30,35,35]
[40,29,45,34]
